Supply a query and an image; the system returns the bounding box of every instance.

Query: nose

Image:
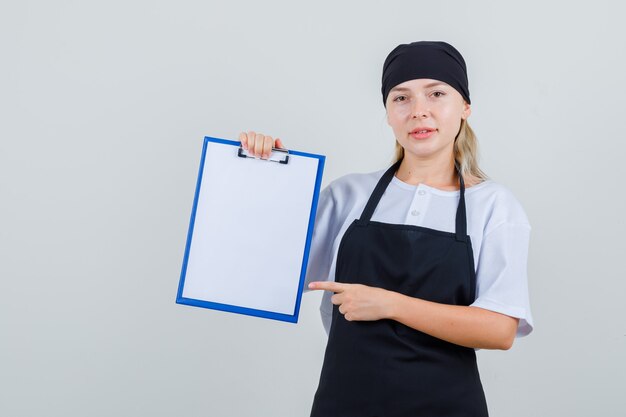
[411,97,429,118]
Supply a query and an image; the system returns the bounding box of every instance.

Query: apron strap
[455,164,468,242]
[359,160,402,223]
[359,160,468,242]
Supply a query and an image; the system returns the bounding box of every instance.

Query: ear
[461,102,471,120]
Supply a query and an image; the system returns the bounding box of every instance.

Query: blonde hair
[392,118,489,183]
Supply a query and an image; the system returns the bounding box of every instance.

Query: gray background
[1,1,624,416]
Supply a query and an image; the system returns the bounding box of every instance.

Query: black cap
[381,41,471,106]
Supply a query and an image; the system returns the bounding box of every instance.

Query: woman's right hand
[239,131,285,160]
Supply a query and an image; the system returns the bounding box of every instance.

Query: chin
[402,142,435,154]
[402,139,454,157]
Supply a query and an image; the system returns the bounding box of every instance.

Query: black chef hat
[381,41,471,106]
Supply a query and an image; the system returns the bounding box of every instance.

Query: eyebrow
[389,81,448,93]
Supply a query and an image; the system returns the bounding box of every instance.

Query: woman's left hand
[308,281,396,321]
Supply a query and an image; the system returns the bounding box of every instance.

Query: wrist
[385,290,404,320]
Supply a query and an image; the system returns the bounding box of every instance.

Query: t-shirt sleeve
[470,221,534,337]
[303,184,339,292]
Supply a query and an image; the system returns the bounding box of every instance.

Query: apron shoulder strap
[455,165,468,242]
[359,160,402,223]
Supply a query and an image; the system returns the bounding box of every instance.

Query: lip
[410,127,437,139]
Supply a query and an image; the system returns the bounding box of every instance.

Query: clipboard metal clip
[238,145,290,164]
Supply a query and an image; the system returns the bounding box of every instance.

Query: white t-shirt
[303,169,534,338]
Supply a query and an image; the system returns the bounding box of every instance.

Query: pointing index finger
[308,281,346,292]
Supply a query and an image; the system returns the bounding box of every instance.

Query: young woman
[239,41,533,417]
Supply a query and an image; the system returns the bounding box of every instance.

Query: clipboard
[176,136,325,323]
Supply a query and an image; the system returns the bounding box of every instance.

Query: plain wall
[1,1,625,416]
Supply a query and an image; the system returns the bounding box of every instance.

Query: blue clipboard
[176,136,325,323]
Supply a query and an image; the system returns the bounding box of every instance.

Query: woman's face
[386,78,471,162]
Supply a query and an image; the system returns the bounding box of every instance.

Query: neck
[395,153,458,188]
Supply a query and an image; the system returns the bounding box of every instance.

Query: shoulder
[317,169,387,220]
[328,170,385,193]
[466,179,531,232]
[325,169,385,199]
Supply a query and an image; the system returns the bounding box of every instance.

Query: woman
[240,41,533,417]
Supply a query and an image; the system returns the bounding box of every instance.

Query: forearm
[387,291,519,350]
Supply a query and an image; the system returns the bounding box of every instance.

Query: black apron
[310,161,489,417]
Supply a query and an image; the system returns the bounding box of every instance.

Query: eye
[431,91,446,98]
[393,95,407,102]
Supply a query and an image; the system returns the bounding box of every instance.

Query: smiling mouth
[410,129,436,139]
[410,127,436,134]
